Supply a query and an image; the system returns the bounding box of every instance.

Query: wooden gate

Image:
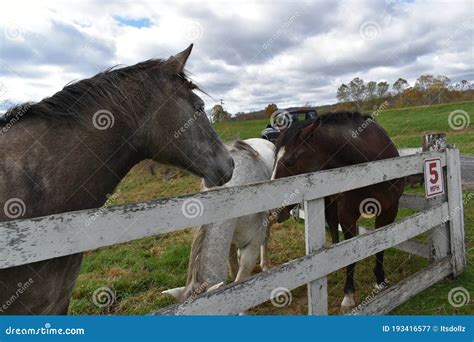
[0,144,466,315]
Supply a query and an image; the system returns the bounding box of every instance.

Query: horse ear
[168,44,193,74]
[301,122,316,138]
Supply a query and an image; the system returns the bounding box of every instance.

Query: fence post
[423,134,450,262]
[304,198,327,315]
[446,146,467,276]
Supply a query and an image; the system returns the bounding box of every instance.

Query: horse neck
[67,123,144,207]
[10,117,144,213]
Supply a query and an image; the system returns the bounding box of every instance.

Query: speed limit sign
[423,157,445,198]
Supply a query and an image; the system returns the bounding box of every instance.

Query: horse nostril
[230,158,235,169]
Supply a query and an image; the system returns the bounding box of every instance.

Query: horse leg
[260,217,272,271]
[325,197,339,244]
[228,243,239,280]
[339,208,360,310]
[260,243,269,271]
[235,242,260,283]
[374,203,399,286]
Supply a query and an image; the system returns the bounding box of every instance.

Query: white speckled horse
[163,138,275,301]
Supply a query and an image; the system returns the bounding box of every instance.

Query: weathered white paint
[398,148,423,156]
[348,258,452,315]
[429,223,450,262]
[399,193,447,210]
[154,203,448,315]
[304,198,327,315]
[0,151,446,269]
[358,226,430,259]
[446,147,466,276]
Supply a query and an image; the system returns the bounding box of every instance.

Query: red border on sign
[423,157,444,198]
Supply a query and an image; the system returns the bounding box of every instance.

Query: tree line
[210,74,474,122]
[336,75,473,109]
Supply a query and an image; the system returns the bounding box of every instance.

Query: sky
[0,0,473,113]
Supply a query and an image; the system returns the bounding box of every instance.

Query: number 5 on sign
[423,157,445,198]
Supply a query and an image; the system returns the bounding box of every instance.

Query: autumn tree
[415,75,437,91]
[349,77,366,103]
[455,80,472,91]
[336,84,351,102]
[366,81,377,99]
[264,103,278,118]
[211,104,230,122]
[377,81,390,98]
[392,78,409,94]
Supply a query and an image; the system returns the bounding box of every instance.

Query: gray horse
[0,45,234,314]
[163,138,275,302]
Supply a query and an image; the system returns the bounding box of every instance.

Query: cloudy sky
[0,0,473,113]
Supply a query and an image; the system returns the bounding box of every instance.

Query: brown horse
[0,45,234,314]
[272,111,405,310]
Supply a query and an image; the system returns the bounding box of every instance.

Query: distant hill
[231,103,337,121]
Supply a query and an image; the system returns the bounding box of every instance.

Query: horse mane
[0,59,198,128]
[229,139,260,158]
[274,111,374,156]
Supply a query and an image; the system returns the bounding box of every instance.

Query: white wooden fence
[0,146,466,315]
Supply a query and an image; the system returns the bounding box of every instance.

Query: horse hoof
[161,286,185,299]
[340,293,356,311]
[374,279,389,291]
[207,282,224,292]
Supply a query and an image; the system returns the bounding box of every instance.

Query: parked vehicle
[261,108,318,143]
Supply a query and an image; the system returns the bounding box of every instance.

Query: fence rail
[0,150,445,269]
[0,145,466,316]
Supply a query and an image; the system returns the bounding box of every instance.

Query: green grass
[69,100,474,315]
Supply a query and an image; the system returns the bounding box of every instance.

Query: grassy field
[70,100,474,315]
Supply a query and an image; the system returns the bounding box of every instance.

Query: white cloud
[0,0,472,113]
